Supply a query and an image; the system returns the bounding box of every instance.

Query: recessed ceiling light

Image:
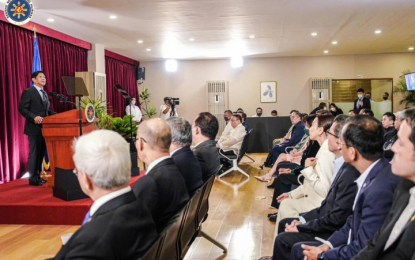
[137,40,143,43]
[109,15,117,19]
[249,35,255,39]
[375,30,381,34]
[409,47,414,51]
[332,41,338,45]
[47,18,54,22]
[189,38,194,41]
[146,48,151,52]
[324,50,329,54]
[311,32,317,36]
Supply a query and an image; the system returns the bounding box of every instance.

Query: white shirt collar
[352,159,381,210]
[332,156,345,179]
[145,156,171,175]
[170,147,184,156]
[90,186,131,216]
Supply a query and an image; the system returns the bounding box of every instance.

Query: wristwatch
[317,251,325,260]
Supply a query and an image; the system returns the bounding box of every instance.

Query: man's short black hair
[31,71,45,81]
[305,114,316,127]
[195,112,219,140]
[349,109,355,113]
[271,110,278,114]
[237,108,244,112]
[164,97,170,102]
[383,112,395,122]
[384,92,389,97]
[256,107,263,111]
[238,112,247,122]
[232,113,242,122]
[224,110,232,115]
[343,115,384,161]
[404,108,415,147]
[357,88,365,93]
[290,110,299,114]
[362,109,374,117]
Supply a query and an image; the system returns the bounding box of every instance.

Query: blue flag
[31,36,50,171]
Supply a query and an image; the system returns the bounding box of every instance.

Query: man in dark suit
[192,112,221,182]
[54,130,158,259]
[166,117,203,196]
[265,115,360,260]
[133,118,189,233]
[295,116,401,260]
[18,71,56,186]
[352,108,415,260]
[353,88,371,114]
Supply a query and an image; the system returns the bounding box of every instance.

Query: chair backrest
[237,131,251,163]
[139,233,165,260]
[196,175,216,227]
[179,187,204,257]
[158,202,190,260]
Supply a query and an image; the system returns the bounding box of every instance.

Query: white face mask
[131,101,136,105]
[323,107,327,110]
[330,108,336,112]
[358,95,363,99]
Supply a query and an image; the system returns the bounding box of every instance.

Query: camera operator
[160,97,178,120]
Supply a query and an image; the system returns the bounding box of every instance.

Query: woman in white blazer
[274,114,337,238]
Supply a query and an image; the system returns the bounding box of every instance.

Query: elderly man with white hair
[54,130,158,260]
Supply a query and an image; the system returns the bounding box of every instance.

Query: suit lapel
[31,86,44,106]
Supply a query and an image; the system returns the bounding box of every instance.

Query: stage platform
[0,174,143,225]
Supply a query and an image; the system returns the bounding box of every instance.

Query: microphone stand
[129,99,135,152]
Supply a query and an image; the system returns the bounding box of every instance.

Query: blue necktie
[82,211,91,226]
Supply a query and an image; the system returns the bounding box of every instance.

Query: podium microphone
[50,92,68,100]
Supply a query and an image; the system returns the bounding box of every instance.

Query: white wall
[141,53,415,121]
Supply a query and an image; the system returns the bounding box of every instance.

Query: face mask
[304,128,310,135]
[224,117,229,122]
[358,95,363,99]
[323,107,327,110]
[257,112,262,116]
[383,97,388,101]
[131,101,136,105]
[330,108,336,112]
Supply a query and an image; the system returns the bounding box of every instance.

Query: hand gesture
[305,158,318,168]
[277,193,290,203]
[358,100,364,107]
[285,222,299,232]
[34,116,43,124]
[301,245,321,260]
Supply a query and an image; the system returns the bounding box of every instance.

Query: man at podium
[18,71,56,186]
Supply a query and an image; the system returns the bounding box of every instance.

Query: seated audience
[382,112,397,143]
[217,114,246,153]
[295,116,401,260]
[217,109,233,143]
[166,117,203,196]
[311,102,327,115]
[329,103,343,116]
[353,108,415,260]
[255,115,313,182]
[192,112,221,182]
[262,115,360,260]
[271,110,278,117]
[359,108,374,116]
[274,114,336,232]
[384,110,405,159]
[133,119,189,233]
[237,111,249,133]
[348,109,356,116]
[270,111,305,163]
[253,107,263,117]
[54,130,158,260]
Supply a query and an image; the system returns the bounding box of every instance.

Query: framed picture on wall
[260,81,277,103]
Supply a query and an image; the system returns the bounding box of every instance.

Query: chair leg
[236,167,250,179]
[218,160,237,179]
[244,153,255,162]
[199,230,228,253]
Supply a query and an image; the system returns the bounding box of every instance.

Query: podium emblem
[4,0,34,25]
[85,103,95,123]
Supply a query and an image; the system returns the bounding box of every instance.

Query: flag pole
[33,25,37,38]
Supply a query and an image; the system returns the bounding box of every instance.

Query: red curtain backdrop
[0,21,88,184]
[105,56,139,118]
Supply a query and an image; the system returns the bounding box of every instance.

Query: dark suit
[193,140,221,182]
[18,86,56,181]
[353,97,371,113]
[271,121,305,162]
[352,179,415,260]
[291,158,401,260]
[273,163,360,260]
[133,158,189,233]
[171,146,204,196]
[54,191,158,260]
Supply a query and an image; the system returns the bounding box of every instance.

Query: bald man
[132,119,189,233]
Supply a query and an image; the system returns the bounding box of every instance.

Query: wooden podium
[42,109,97,190]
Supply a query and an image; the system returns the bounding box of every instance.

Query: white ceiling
[3,0,415,61]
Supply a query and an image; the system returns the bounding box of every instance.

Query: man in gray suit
[192,112,221,182]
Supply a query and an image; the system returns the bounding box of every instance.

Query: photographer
[159,97,178,120]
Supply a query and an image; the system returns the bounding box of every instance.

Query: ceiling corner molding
[105,50,140,67]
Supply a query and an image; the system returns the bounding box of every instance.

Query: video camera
[165,97,180,106]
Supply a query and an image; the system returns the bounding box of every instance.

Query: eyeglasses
[327,131,339,139]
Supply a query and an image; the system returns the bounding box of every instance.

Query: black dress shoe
[268,212,278,222]
[29,179,44,186]
[267,212,278,218]
[40,178,48,183]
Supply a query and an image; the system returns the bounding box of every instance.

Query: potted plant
[393,69,415,107]
[139,85,157,119]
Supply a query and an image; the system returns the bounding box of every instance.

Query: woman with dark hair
[329,103,344,116]
[310,102,327,115]
[273,114,336,229]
